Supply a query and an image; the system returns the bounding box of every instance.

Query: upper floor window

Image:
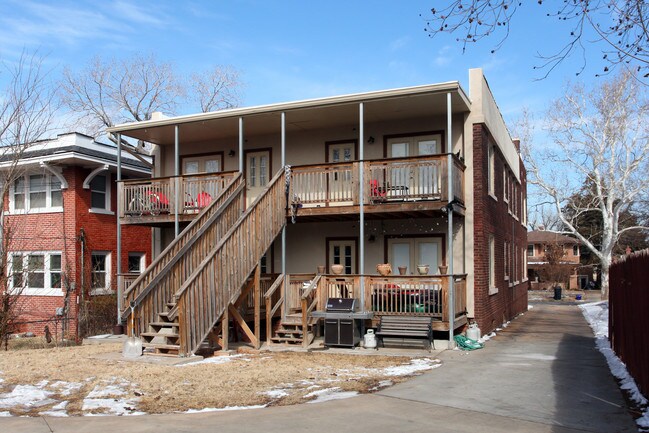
[573,245,579,256]
[488,146,495,197]
[11,174,63,213]
[527,244,535,256]
[90,174,110,211]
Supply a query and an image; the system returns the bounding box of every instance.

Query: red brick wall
[472,123,528,334]
[3,165,151,339]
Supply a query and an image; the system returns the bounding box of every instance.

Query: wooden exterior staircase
[270,313,318,345]
[122,173,245,355]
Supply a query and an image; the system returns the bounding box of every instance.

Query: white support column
[116,133,123,325]
[174,125,180,237]
[281,112,287,316]
[359,102,365,309]
[446,92,455,348]
[239,117,244,173]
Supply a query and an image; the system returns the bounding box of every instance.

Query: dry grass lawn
[0,342,439,416]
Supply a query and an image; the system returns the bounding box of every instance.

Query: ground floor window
[127,252,145,273]
[91,252,111,294]
[9,252,63,295]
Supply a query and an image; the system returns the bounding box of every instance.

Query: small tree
[0,52,57,347]
[537,242,573,290]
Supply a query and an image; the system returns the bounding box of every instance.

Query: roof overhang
[108,82,472,146]
[0,152,150,176]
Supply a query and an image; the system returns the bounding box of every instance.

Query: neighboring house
[1,132,152,339]
[526,230,591,290]
[109,68,528,356]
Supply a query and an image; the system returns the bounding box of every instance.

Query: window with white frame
[9,252,62,295]
[504,242,510,281]
[489,235,497,294]
[527,244,535,256]
[91,252,111,293]
[488,146,495,197]
[11,174,63,212]
[127,252,145,273]
[522,247,527,281]
[90,174,110,211]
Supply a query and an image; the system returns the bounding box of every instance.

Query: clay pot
[376,263,392,276]
[417,264,430,275]
[398,266,408,275]
[438,265,448,275]
[331,264,344,275]
[317,265,326,274]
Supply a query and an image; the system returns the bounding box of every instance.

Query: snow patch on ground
[264,389,289,399]
[382,358,441,376]
[177,354,248,367]
[479,332,496,343]
[50,381,83,397]
[185,404,266,413]
[579,301,649,431]
[0,384,53,408]
[0,411,11,416]
[305,387,358,403]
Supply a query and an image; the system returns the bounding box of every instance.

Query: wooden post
[254,264,261,349]
[221,305,229,351]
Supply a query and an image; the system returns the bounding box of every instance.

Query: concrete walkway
[0,303,638,432]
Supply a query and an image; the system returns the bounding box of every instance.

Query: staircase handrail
[175,169,287,355]
[121,173,244,325]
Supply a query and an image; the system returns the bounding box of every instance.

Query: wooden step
[149,321,179,329]
[142,342,180,355]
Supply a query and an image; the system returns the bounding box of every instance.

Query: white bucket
[364,329,377,349]
[466,323,481,341]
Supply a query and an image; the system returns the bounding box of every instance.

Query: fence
[609,249,649,399]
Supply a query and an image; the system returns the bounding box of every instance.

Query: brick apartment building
[1,133,151,339]
[109,68,528,355]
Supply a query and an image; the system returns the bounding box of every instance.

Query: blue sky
[0,0,606,129]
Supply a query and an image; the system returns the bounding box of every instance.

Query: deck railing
[289,154,464,209]
[121,173,244,332]
[175,169,286,356]
[118,171,238,218]
[305,274,467,321]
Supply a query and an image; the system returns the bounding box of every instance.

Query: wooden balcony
[118,171,238,225]
[286,273,467,332]
[289,154,465,220]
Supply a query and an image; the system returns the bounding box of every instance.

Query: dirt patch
[0,344,440,416]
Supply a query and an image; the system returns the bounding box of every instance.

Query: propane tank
[466,323,481,341]
[364,329,377,349]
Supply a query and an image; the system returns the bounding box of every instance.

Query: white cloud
[389,36,410,52]
[434,45,453,67]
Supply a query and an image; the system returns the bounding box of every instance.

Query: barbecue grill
[322,298,364,347]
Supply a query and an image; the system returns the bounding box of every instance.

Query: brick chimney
[512,138,521,153]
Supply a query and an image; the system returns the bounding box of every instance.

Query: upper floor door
[182,154,223,206]
[326,141,355,204]
[387,133,443,197]
[245,149,271,206]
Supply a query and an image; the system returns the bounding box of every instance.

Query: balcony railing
[290,154,464,209]
[289,274,467,328]
[118,171,238,218]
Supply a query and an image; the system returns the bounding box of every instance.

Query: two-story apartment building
[527,230,588,290]
[1,133,152,339]
[109,68,528,356]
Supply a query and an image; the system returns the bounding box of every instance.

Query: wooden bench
[375,315,433,351]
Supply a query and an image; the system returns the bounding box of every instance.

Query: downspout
[446,92,455,349]
[78,228,85,338]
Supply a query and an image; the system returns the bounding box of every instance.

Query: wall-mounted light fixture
[368,234,376,243]
[367,136,375,144]
[228,150,236,157]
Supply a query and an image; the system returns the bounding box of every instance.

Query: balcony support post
[446,92,455,348]
[359,102,365,311]
[174,124,180,237]
[116,133,123,325]
[239,117,244,173]
[281,111,287,317]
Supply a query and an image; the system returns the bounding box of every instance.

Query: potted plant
[376,263,392,276]
[417,264,430,275]
[398,265,408,275]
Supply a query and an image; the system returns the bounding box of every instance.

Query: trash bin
[553,286,562,300]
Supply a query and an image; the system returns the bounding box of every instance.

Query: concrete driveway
[0,303,638,432]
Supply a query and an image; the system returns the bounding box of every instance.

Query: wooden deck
[119,154,465,225]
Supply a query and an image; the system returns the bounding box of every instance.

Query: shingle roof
[527,230,580,244]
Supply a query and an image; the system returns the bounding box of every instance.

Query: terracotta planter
[317,265,326,274]
[417,264,430,275]
[376,263,392,276]
[398,266,408,275]
[438,265,448,275]
[331,264,344,275]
